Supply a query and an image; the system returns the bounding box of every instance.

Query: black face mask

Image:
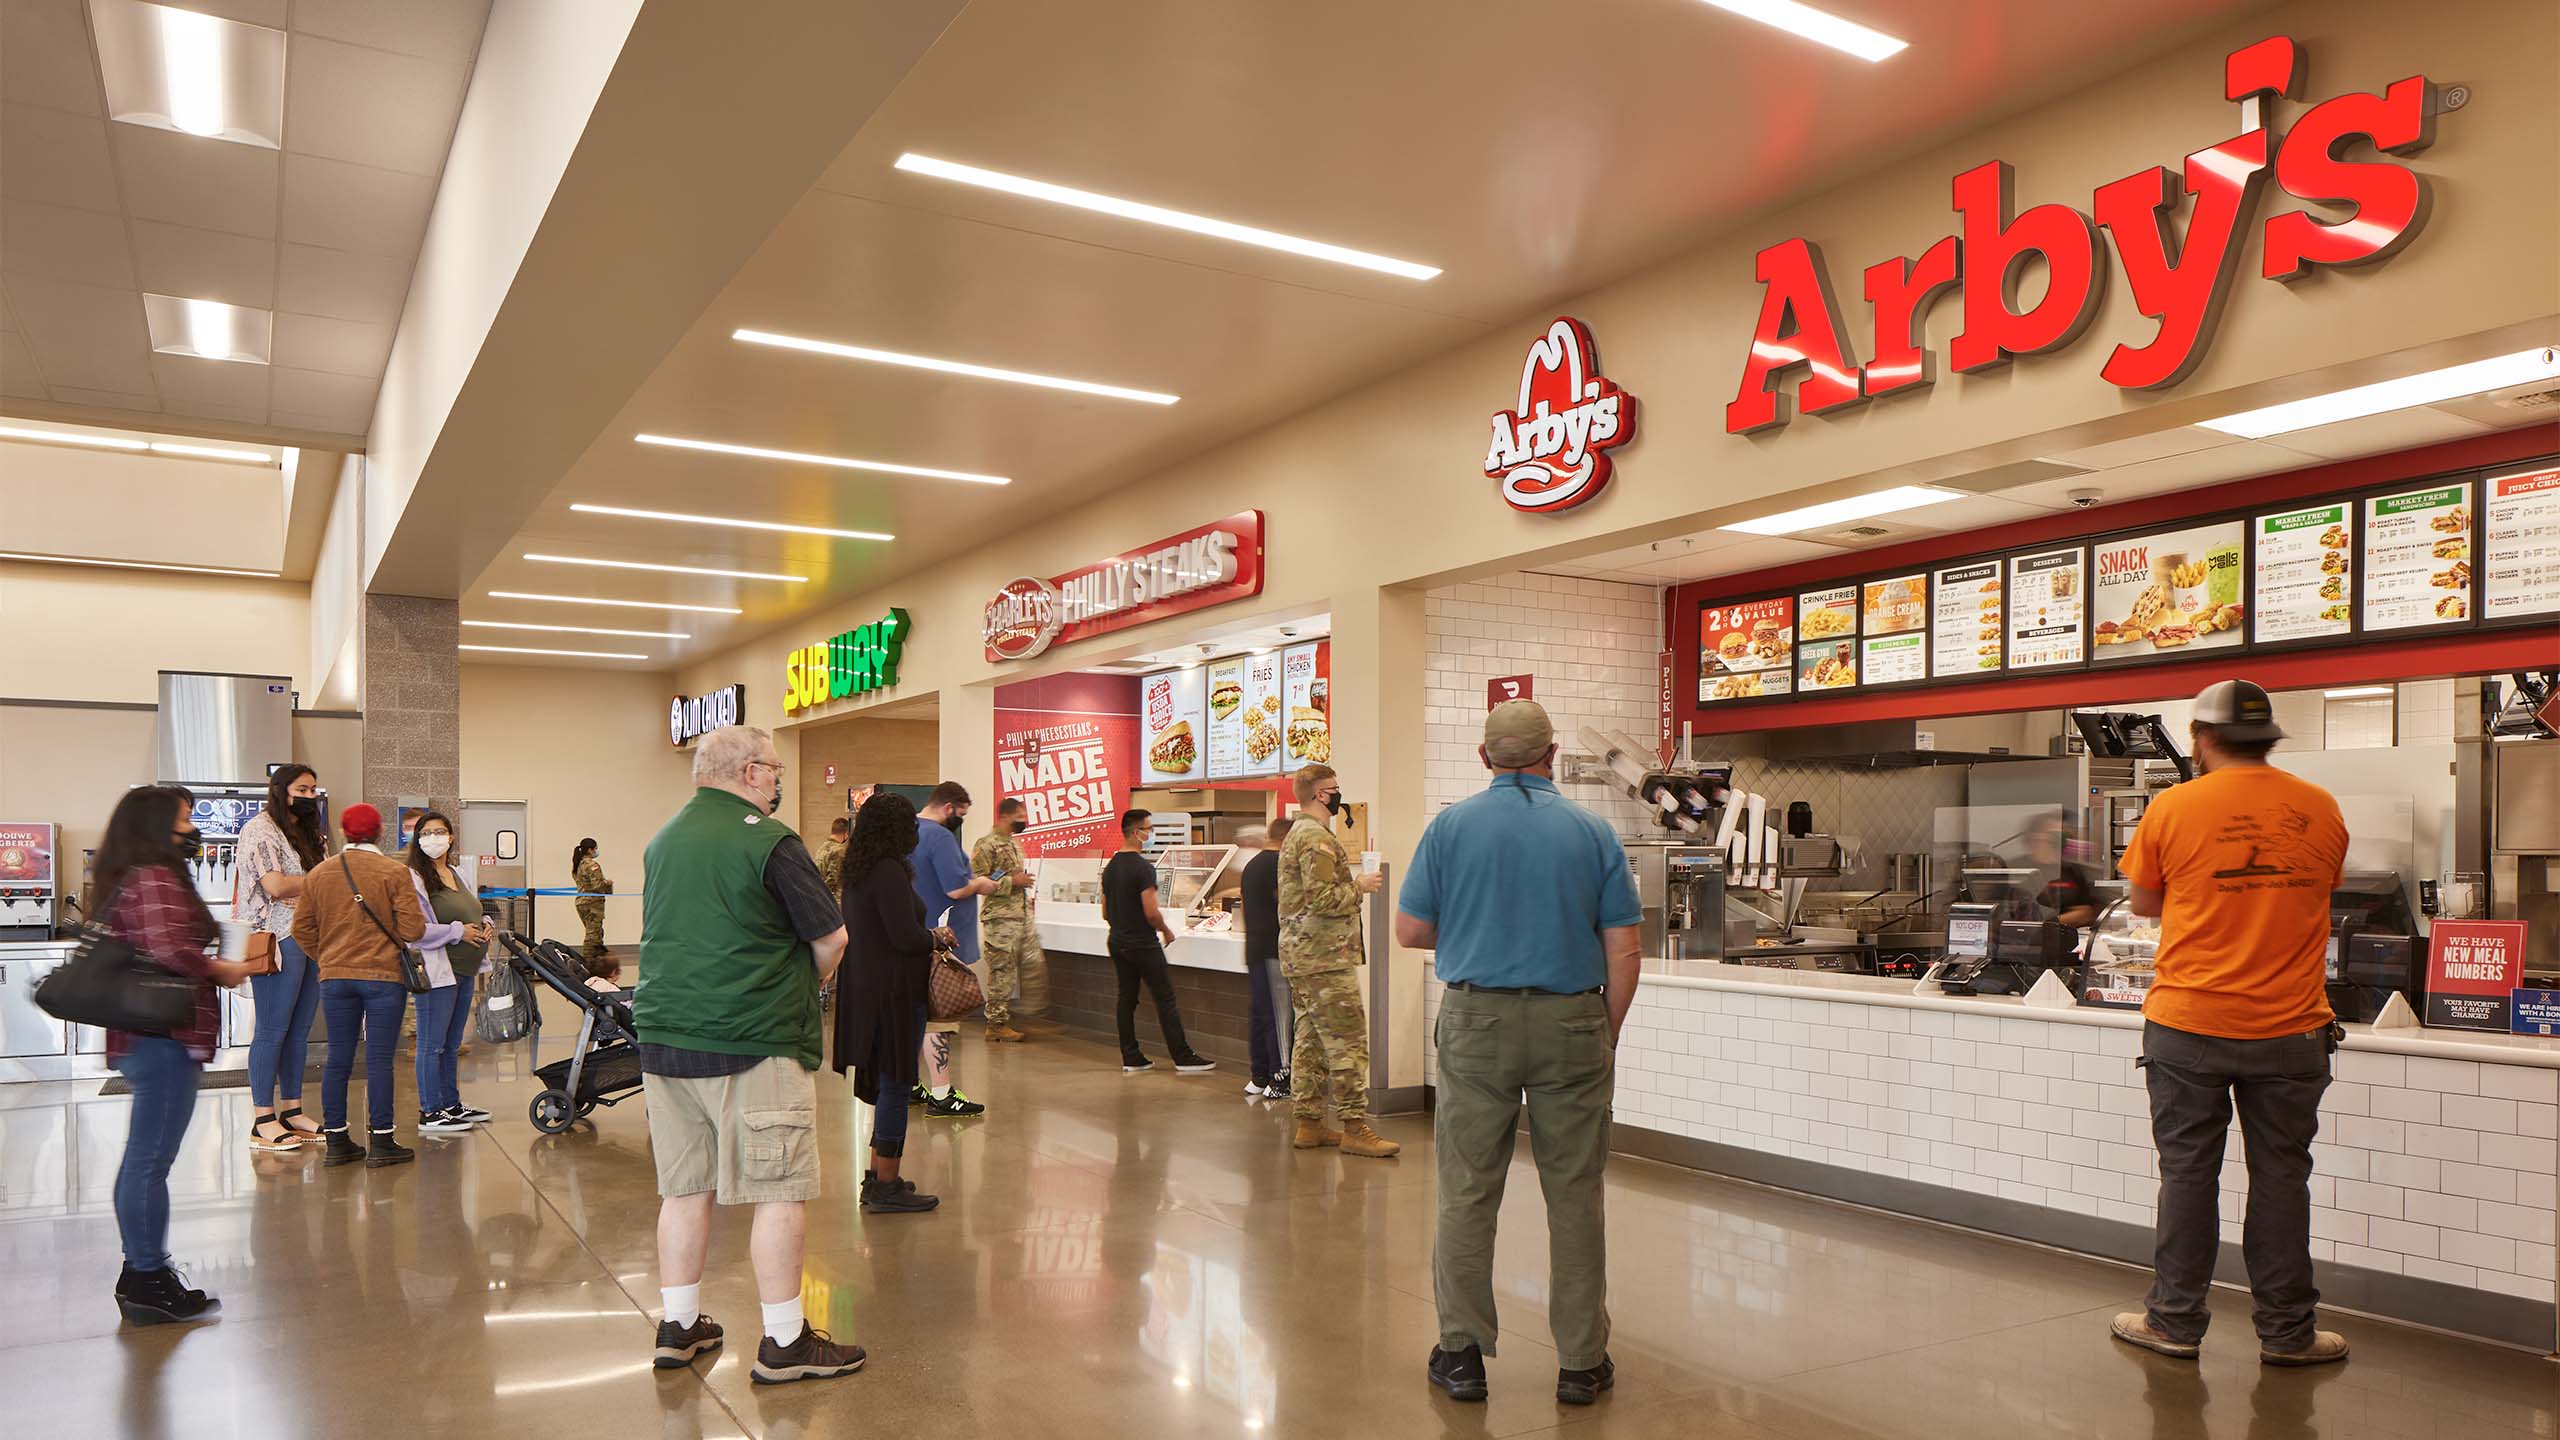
[943,814,965,836]
[177,833,204,861]
[1327,793,1352,816]
[1008,820,1028,836]
[287,796,320,821]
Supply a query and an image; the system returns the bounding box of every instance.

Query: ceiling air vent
[1840,524,1894,538]
[2491,385,2560,413]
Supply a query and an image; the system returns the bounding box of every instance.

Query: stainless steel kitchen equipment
[156,670,294,786]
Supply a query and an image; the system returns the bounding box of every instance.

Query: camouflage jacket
[972,829,1031,922]
[1278,817,1362,977]
[574,856,611,899]
[813,839,846,897]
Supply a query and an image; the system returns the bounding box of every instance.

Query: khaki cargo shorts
[643,1055,820,1205]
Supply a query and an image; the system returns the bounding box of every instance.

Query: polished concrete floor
[3,989,2553,1439]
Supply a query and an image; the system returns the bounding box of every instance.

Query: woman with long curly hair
[827,791,939,1214]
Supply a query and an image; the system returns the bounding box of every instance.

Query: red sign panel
[0,823,53,884]
[1487,674,1533,709]
[984,512,1265,662]
[1484,318,1637,514]
[2425,920,2528,1031]
[1657,649,1677,766]
[993,707,1141,859]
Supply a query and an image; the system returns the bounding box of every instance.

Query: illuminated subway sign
[782,608,911,715]
[668,684,744,747]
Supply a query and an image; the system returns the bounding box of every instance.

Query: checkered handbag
[926,945,985,1021]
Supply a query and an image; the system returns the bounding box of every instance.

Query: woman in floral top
[100,786,265,1326]
[237,764,331,1151]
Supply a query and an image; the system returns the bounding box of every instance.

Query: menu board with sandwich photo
[2482,465,2560,620]
[2361,482,2472,631]
[1203,657,1247,779]
[2007,548,2086,669]
[1698,595,1794,702]
[1931,560,2005,676]
[1141,667,1204,785]
[2253,503,2354,644]
[1279,641,1330,773]
[1238,649,1284,775]
[2089,520,2245,661]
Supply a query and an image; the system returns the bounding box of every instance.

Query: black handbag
[32,880,200,1033]
[349,875,432,994]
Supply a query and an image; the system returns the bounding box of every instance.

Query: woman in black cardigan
[830,791,940,1214]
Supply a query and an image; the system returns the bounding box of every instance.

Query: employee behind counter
[2004,812,2100,933]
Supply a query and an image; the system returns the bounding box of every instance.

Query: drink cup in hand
[217,920,249,962]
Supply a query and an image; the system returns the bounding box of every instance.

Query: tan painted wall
[0,563,315,704]
[796,715,941,829]
[0,440,287,572]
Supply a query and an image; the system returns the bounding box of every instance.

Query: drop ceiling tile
[3,274,154,392]
[2047,427,2240,471]
[1,0,103,116]
[283,36,471,176]
[0,103,120,212]
[271,310,392,376]
[115,125,283,238]
[279,153,434,256]
[275,242,409,323]
[291,0,491,61]
[45,385,160,413]
[0,200,137,289]
[269,365,376,428]
[2255,407,2495,462]
[128,221,278,309]
[1997,440,2307,510]
[179,0,289,25]
[0,332,49,398]
[152,352,274,411]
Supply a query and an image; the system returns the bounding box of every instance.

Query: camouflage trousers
[1289,967,1369,1122]
[576,900,606,957]
[981,920,1048,1026]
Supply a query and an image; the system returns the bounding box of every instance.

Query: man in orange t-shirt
[2109,680,2349,1368]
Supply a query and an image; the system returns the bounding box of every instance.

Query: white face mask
[419,833,452,859]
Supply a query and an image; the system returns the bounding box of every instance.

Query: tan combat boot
[985,1024,1027,1043]
[1338,1119,1401,1159]
[1291,1118,1343,1149]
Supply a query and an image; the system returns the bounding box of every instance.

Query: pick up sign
[2424,921,2527,1032]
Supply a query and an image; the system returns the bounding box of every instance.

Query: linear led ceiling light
[463,620,690,640]
[732,329,1180,406]
[90,0,287,148]
[1,550,277,577]
[2324,686,2395,700]
[141,292,272,365]
[524,552,806,584]
[1720,485,1962,536]
[458,645,648,661]
[488,590,742,615]
[0,424,276,462]
[1692,0,1908,62]
[893,153,1442,281]
[569,502,894,541]
[634,432,1008,486]
[2197,348,2560,439]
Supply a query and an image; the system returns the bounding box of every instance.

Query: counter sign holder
[2423,919,2526,1031]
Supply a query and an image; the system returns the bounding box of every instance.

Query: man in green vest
[635,725,862,1387]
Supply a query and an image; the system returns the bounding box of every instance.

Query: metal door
[459,800,531,934]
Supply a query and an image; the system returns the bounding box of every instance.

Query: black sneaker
[366,1129,415,1168]
[1428,1343,1488,1402]
[653,1313,724,1369]
[419,1109,471,1134]
[1121,1058,1155,1074]
[450,1102,493,1124]
[908,1084,928,1106]
[752,1323,866,1385]
[860,1169,940,1213]
[321,1128,368,1167]
[1556,1354,1614,1405]
[923,1089,986,1117]
[1173,1054,1217,1074]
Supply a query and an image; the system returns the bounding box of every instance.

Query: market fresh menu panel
[2253,503,2353,644]
[2362,482,2472,631]
[1699,596,1794,702]
[1931,561,2004,676]
[2484,465,2560,619]
[2006,548,2085,669]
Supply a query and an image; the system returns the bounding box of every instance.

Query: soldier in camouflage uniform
[971,798,1047,1042]
[1280,764,1398,1158]
[814,816,850,896]
[571,837,612,972]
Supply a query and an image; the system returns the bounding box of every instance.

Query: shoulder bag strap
[346,867,408,950]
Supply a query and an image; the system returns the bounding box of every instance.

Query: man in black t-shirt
[1239,820,1292,1096]
[1101,810,1213,1075]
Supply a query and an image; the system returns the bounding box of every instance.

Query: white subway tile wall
[1424,571,1662,833]
[1423,975,2558,1304]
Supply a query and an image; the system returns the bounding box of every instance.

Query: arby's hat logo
[984,576,1063,661]
[1484,317,1636,515]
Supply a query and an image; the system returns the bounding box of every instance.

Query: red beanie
[340,803,383,843]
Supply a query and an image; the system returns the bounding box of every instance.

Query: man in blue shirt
[910,782,995,1117]
[1396,700,1641,1409]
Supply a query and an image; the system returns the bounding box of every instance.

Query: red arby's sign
[1727,36,2439,435]
[1485,318,1637,513]
[983,512,1265,662]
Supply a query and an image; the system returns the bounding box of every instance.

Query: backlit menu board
[1861,574,1926,638]
[1239,650,1283,774]
[1279,642,1329,772]
[1141,668,1204,784]
[2483,465,2560,620]
[1861,630,1926,685]
[1203,657,1246,778]
[1794,583,1859,692]
[2089,519,2245,659]
[2362,482,2472,631]
[2007,548,2085,669]
[1699,596,1794,702]
[1797,638,1857,691]
[1931,560,2004,676]
[2253,502,2353,644]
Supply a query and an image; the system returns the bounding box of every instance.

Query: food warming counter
[0,939,264,1083]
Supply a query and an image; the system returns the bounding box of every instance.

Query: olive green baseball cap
[1484,699,1556,766]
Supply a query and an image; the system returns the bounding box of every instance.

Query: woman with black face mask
[237,764,330,1151]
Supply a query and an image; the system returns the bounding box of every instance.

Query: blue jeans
[246,937,320,1108]
[112,1036,201,1272]
[321,979,410,1133]
[871,1002,925,1160]
[413,974,477,1113]
[1246,953,1293,1082]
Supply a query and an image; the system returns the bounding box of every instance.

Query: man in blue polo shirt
[1396,699,1641,1410]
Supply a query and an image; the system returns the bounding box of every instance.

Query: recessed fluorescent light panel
[488,591,743,615]
[1,550,276,577]
[1693,0,1908,62]
[0,424,275,461]
[2197,348,2560,439]
[569,503,895,542]
[463,620,690,640]
[524,553,807,584]
[633,433,1007,487]
[732,330,1180,406]
[893,153,1442,281]
[458,645,648,662]
[141,293,272,365]
[1720,485,1962,536]
[2324,686,2396,700]
[90,0,288,148]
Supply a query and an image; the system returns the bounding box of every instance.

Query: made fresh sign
[782,609,910,716]
[1727,36,2438,434]
[1483,318,1636,514]
[982,512,1265,662]
[668,684,744,747]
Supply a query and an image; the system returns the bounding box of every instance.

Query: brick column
[361,594,461,816]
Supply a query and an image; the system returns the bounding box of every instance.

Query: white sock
[661,1283,700,1329]
[930,1085,953,1100]
[761,1296,805,1345]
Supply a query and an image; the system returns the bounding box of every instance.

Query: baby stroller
[497,931,646,1134]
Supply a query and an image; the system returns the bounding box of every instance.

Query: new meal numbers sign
[2424,920,2526,1032]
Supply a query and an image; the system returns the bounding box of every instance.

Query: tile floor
[2,988,2552,1439]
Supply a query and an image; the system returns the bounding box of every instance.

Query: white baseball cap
[2192,678,2284,742]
